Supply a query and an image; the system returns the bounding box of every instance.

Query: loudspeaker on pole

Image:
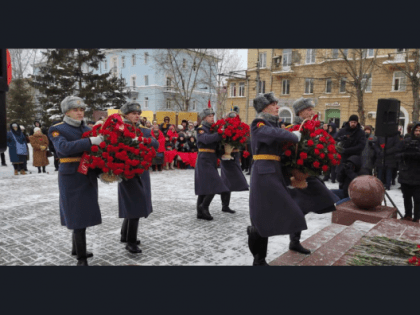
[375,98,400,137]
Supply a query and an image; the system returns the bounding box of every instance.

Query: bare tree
[9,49,45,79]
[323,49,379,125]
[152,49,210,111]
[200,49,243,117]
[381,49,420,122]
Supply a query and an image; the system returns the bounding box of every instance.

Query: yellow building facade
[228,49,417,134]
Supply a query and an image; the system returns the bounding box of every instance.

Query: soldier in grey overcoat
[248,92,307,266]
[219,111,249,214]
[286,97,340,255]
[194,106,229,220]
[48,96,104,266]
[118,102,159,254]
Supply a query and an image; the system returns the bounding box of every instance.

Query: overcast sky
[236,49,248,70]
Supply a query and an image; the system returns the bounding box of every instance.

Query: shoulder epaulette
[285,124,294,130]
[53,122,64,127]
[198,125,203,128]
[257,122,265,128]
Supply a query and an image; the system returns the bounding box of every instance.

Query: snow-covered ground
[0,144,408,265]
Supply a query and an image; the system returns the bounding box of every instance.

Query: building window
[131,76,136,87]
[362,49,374,58]
[325,78,332,93]
[145,52,149,64]
[342,49,349,58]
[282,79,290,95]
[144,75,149,86]
[230,83,236,97]
[238,82,245,96]
[283,49,292,67]
[258,80,265,94]
[104,59,107,70]
[305,78,314,94]
[144,97,149,108]
[183,58,186,69]
[392,71,406,91]
[279,108,292,124]
[192,100,196,110]
[166,100,171,109]
[362,74,372,92]
[258,52,267,68]
[305,49,316,64]
[132,54,136,66]
[340,77,347,93]
[122,56,125,68]
[332,49,339,59]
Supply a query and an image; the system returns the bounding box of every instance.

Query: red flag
[6,49,12,86]
[208,99,211,108]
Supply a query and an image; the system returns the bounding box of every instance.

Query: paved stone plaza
[0,150,405,266]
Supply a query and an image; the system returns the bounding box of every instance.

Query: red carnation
[313,161,320,168]
[310,133,316,138]
[102,167,109,173]
[316,144,324,149]
[284,150,292,157]
[327,145,336,153]
[314,149,320,155]
[297,159,304,166]
[299,152,308,160]
[307,140,314,146]
[322,165,329,172]
[320,153,325,159]
[91,145,99,153]
[243,151,250,158]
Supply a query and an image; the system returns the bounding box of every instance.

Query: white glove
[90,136,104,146]
[292,131,301,142]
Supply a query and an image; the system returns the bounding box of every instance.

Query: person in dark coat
[118,101,159,253]
[48,96,103,266]
[331,155,363,200]
[322,122,338,182]
[20,125,30,172]
[397,122,420,223]
[286,97,340,255]
[187,136,198,153]
[218,111,249,214]
[374,132,402,190]
[194,105,229,221]
[159,116,171,134]
[175,133,190,169]
[247,92,307,266]
[48,120,62,171]
[359,125,378,176]
[7,122,28,175]
[335,115,366,163]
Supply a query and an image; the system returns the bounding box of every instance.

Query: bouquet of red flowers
[211,115,250,160]
[78,114,156,183]
[282,115,341,188]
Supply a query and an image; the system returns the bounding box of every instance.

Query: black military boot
[196,195,205,211]
[289,231,311,254]
[197,194,214,221]
[74,229,89,266]
[71,231,93,258]
[221,192,235,214]
[247,226,269,266]
[126,218,142,253]
[120,219,140,245]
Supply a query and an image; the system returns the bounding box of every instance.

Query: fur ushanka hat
[253,92,278,113]
[61,96,87,114]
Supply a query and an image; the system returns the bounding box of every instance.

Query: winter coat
[398,122,420,186]
[220,151,249,192]
[48,120,101,230]
[165,141,175,151]
[6,123,28,164]
[167,129,178,143]
[175,136,189,152]
[360,134,377,171]
[152,129,166,153]
[374,133,402,169]
[118,126,159,219]
[187,138,198,152]
[337,155,362,197]
[29,133,50,167]
[194,122,229,196]
[334,122,366,163]
[249,114,307,238]
[286,122,339,215]
[328,122,338,138]
[159,122,171,134]
[186,127,197,139]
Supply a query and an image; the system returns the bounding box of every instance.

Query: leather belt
[198,149,215,153]
[253,154,281,162]
[60,157,81,163]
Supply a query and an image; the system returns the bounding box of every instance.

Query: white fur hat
[34,127,41,133]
